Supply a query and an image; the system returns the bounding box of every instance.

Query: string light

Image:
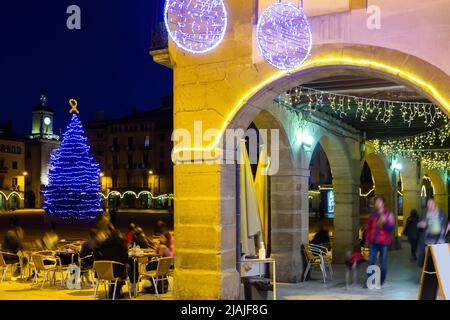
[278,87,450,170]
[43,110,103,220]
[372,137,450,170]
[279,87,448,127]
[99,191,174,200]
[257,3,312,70]
[171,56,450,160]
[164,0,228,54]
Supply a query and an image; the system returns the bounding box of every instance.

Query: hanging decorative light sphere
[256,3,312,70]
[164,0,228,54]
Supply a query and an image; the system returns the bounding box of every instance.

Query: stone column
[375,183,396,211]
[174,163,240,300]
[401,160,421,222]
[434,193,448,213]
[270,167,310,283]
[333,178,360,263]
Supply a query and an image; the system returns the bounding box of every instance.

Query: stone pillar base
[175,269,240,300]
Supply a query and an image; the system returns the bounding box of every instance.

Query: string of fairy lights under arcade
[276,87,450,170]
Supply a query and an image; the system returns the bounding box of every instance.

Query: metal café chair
[0,251,25,282]
[30,253,64,289]
[309,243,333,280]
[138,257,173,298]
[303,244,328,284]
[78,254,94,287]
[93,260,132,300]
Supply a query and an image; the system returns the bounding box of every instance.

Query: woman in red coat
[365,197,395,286]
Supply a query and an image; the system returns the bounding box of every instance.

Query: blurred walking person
[417,198,449,267]
[365,197,395,287]
[402,209,419,261]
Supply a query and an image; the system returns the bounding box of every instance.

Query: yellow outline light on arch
[172,56,450,157]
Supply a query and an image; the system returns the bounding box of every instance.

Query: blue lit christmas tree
[43,100,103,220]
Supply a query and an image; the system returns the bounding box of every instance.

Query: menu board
[418,244,450,300]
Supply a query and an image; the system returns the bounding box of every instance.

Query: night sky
[0,0,172,135]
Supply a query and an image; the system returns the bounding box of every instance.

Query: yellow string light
[172,56,450,160]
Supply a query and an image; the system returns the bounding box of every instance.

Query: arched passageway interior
[233,72,450,281]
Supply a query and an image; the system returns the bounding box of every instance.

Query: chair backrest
[93,261,123,281]
[32,254,55,271]
[0,253,6,267]
[35,250,55,256]
[303,245,322,261]
[309,243,329,256]
[155,257,172,277]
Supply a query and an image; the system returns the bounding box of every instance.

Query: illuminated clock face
[43,117,51,126]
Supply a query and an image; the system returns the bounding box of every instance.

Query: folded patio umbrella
[239,139,262,257]
[254,144,270,249]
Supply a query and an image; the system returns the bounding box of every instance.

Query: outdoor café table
[240,258,277,300]
[128,250,157,298]
[55,250,79,266]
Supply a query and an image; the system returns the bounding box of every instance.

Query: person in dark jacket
[417,198,449,267]
[80,229,99,269]
[93,229,129,299]
[365,197,395,286]
[132,227,153,249]
[402,209,419,261]
[2,217,28,278]
[311,223,330,246]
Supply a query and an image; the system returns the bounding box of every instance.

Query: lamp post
[390,157,402,250]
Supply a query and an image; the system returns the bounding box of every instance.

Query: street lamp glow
[149,170,154,175]
[296,132,314,147]
[23,172,28,176]
[391,159,402,171]
[100,172,104,177]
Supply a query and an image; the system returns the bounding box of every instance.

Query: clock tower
[31,91,54,139]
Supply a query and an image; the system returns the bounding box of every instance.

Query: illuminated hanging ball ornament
[257,3,312,70]
[164,0,228,54]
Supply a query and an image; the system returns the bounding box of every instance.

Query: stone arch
[316,133,362,261]
[424,169,448,212]
[207,45,450,160]
[172,44,450,299]
[25,190,36,209]
[229,104,309,283]
[365,153,393,208]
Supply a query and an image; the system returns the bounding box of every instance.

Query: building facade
[25,93,61,209]
[0,93,61,211]
[0,136,26,210]
[152,0,450,299]
[85,99,173,209]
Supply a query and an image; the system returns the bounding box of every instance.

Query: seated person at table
[93,228,129,299]
[125,223,136,245]
[42,222,59,250]
[2,217,28,279]
[153,220,167,238]
[145,231,173,271]
[80,229,98,269]
[311,223,330,246]
[163,231,174,258]
[132,227,153,249]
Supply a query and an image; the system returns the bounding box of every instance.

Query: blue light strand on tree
[43,112,103,220]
